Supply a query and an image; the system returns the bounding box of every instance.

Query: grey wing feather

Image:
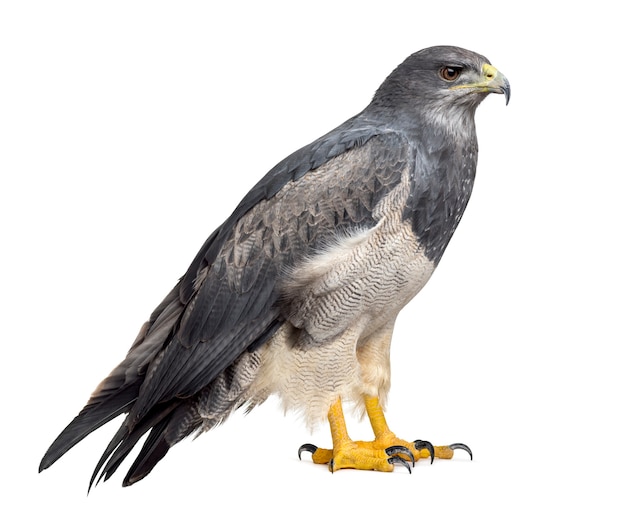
[128,129,410,424]
[40,123,413,486]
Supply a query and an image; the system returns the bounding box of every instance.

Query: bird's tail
[39,284,267,488]
[40,366,257,488]
[38,382,139,474]
[38,377,194,489]
[39,286,186,487]
[38,348,190,488]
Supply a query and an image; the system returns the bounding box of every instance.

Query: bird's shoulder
[180,119,415,302]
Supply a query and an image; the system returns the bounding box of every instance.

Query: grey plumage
[39,45,509,487]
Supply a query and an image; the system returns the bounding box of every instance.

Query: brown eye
[439,66,462,81]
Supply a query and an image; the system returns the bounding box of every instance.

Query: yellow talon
[298,396,472,472]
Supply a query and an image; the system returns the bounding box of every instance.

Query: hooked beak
[452,63,511,105]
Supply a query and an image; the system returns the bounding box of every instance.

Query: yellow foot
[299,397,472,472]
[298,438,472,473]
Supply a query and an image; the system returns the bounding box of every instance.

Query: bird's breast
[281,216,436,345]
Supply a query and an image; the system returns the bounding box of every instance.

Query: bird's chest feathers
[282,217,435,345]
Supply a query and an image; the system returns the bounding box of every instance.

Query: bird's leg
[298,396,473,472]
[364,395,448,462]
[298,397,409,472]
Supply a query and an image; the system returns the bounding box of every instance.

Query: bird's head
[370,46,510,127]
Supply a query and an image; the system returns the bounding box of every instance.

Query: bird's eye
[439,66,462,81]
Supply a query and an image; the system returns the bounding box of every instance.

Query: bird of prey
[40,45,509,486]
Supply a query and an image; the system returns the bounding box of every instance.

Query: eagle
[39,45,509,486]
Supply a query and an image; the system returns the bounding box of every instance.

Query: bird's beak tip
[503,83,511,106]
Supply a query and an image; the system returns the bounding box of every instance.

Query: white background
[2,1,624,512]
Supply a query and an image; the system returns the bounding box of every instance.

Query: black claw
[385,445,415,467]
[413,439,435,464]
[449,443,473,460]
[298,443,318,460]
[387,456,412,473]
[328,458,334,473]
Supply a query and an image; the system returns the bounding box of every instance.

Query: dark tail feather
[89,422,129,491]
[122,417,172,486]
[42,382,203,489]
[89,402,178,490]
[39,385,139,472]
[122,401,202,486]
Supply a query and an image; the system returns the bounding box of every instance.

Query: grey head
[367,45,510,130]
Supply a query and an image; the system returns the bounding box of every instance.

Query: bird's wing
[127,127,411,425]
[40,124,413,476]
